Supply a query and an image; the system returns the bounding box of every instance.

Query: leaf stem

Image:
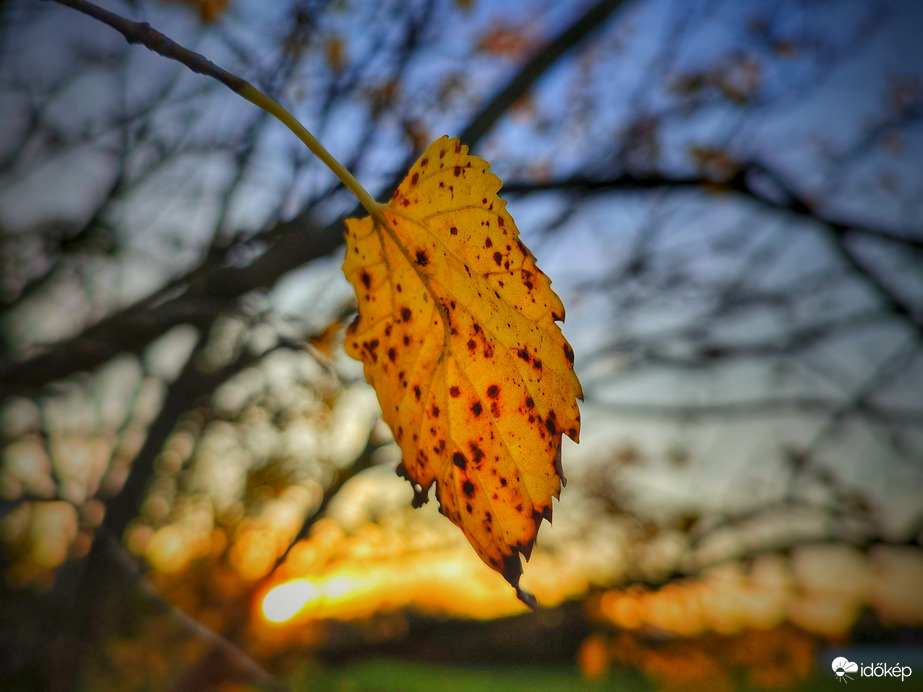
[43,0,386,222]
[237,84,385,220]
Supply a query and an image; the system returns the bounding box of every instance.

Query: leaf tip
[501,552,537,609]
[516,585,538,610]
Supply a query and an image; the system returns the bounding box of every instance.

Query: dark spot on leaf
[471,401,482,417]
[415,250,429,266]
[564,343,574,363]
[485,237,493,248]
[450,386,460,398]
[431,405,440,418]
[517,349,530,362]
[467,339,476,352]
[493,251,502,266]
[545,417,557,435]
[450,226,458,235]
[462,480,475,497]
[500,477,507,487]
[533,359,542,371]
[469,443,484,465]
[411,172,419,185]
[360,271,371,289]
[413,385,421,400]
[362,339,380,363]
[454,165,461,176]
[525,397,535,408]
[487,384,499,398]
[453,452,467,470]
[403,335,410,346]
[401,307,412,322]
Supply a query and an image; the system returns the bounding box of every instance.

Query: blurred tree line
[1,0,921,690]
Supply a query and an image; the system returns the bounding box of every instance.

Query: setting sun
[261,579,319,624]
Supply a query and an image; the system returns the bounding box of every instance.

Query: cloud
[832,657,858,674]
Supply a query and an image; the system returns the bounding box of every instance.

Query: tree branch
[503,164,923,342]
[590,396,923,425]
[5,0,628,392]
[459,0,631,147]
[40,0,248,92]
[501,168,923,251]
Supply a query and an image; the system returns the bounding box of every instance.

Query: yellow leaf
[342,136,582,606]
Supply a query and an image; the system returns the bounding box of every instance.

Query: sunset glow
[261,579,319,623]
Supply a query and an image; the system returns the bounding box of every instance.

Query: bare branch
[590,396,923,426]
[502,168,923,251]
[40,0,248,94]
[6,0,633,392]
[460,0,632,148]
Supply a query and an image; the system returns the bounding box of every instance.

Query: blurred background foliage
[1,0,922,690]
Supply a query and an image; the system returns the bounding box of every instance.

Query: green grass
[286,657,923,692]
[288,658,652,692]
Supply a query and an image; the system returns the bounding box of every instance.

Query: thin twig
[42,0,384,220]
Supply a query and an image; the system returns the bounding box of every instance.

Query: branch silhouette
[5,0,628,393]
